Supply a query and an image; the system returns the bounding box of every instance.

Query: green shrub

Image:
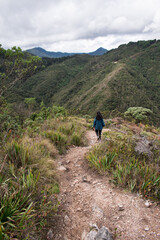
[52,105,67,118]
[124,107,153,123]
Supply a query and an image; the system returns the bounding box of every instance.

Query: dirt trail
[54,130,160,240]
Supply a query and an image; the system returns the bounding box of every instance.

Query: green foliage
[0,99,79,238]
[24,97,36,110]
[2,41,160,125]
[42,117,87,153]
[0,97,22,143]
[71,133,84,146]
[86,123,160,200]
[29,103,68,123]
[0,190,33,238]
[6,140,32,168]
[0,167,40,238]
[124,107,153,123]
[52,105,68,118]
[0,45,43,97]
[44,131,67,154]
[100,152,117,171]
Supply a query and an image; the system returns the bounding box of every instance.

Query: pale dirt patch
[53,130,160,240]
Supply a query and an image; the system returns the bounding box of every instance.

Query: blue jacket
[93,118,105,130]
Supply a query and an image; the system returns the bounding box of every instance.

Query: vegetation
[0,99,87,239]
[86,120,160,200]
[2,40,160,126]
[1,41,160,238]
[0,45,43,98]
[124,107,153,123]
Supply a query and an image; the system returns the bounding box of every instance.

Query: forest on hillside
[1,40,160,126]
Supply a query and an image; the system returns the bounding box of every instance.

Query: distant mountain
[88,47,108,56]
[26,47,108,58]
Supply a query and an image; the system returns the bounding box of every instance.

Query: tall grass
[86,126,160,200]
[5,140,32,168]
[1,135,60,239]
[42,117,87,153]
[0,114,88,239]
[0,167,39,239]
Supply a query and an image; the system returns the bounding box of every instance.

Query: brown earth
[53,130,160,240]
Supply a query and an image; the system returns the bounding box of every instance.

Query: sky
[1,0,160,53]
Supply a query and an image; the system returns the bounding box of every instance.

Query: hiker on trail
[93,111,105,141]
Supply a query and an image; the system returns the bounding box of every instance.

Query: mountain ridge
[26,47,108,58]
[2,39,160,126]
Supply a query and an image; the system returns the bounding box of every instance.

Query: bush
[124,107,153,123]
[52,105,67,118]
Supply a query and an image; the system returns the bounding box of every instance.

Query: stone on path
[95,227,113,240]
[57,165,67,171]
[82,226,113,240]
[118,204,124,211]
[47,229,54,240]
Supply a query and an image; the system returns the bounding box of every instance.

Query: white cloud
[0,0,160,52]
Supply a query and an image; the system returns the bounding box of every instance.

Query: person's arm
[93,118,96,128]
[102,119,105,127]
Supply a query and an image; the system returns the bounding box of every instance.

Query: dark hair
[96,111,103,120]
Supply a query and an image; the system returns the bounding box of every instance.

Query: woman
[93,111,105,141]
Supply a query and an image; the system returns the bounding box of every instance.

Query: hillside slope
[4,39,160,125]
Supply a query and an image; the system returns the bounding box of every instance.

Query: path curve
[54,130,160,240]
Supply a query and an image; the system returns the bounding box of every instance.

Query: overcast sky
[1,0,160,52]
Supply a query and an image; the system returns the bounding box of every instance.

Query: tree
[0,45,43,97]
[24,98,36,111]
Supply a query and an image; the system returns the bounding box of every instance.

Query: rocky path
[54,130,160,240]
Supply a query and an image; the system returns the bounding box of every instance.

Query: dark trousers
[95,129,102,140]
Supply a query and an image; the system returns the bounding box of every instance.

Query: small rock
[93,180,98,184]
[82,230,97,240]
[63,237,68,240]
[73,179,79,185]
[88,230,98,240]
[145,200,151,208]
[95,227,113,240]
[47,229,54,240]
[118,204,124,211]
[89,223,99,231]
[57,166,67,171]
[64,215,70,225]
[145,227,150,231]
[141,234,145,238]
[82,176,88,182]
[92,205,104,218]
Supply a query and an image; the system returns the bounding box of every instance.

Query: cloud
[1,0,160,52]
[143,8,160,33]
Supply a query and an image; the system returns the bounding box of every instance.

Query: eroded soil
[53,130,160,240]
